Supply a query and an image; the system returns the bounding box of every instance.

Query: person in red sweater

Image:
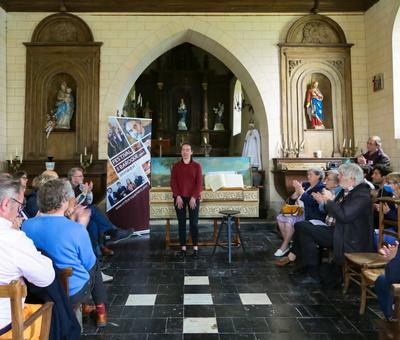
[170,143,203,259]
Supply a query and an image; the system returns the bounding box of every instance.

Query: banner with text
[106,116,152,231]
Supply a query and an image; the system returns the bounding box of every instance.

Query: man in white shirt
[0,177,55,331]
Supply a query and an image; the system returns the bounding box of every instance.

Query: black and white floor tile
[81,223,381,339]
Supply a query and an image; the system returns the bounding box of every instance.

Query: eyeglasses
[10,197,26,212]
[73,175,84,178]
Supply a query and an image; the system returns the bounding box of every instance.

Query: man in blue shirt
[22,179,108,327]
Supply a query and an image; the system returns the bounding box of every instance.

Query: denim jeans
[174,197,200,246]
[375,274,394,320]
[86,205,114,253]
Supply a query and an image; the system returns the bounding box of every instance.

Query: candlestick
[80,153,83,164]
[16,148,18,157]
[342,138,346,148]
[84,147,87,156]
[349,139,352,148]
[90,154,93,164]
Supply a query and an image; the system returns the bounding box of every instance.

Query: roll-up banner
[106,117,152,232]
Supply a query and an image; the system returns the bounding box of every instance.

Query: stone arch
[101,18,272,166]
[393,7,400,139]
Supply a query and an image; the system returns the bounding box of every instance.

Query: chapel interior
[1,0,400,338]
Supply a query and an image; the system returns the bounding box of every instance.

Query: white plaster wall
[366,0,400,171]
[4,12,369,210]
[0,8,6,168]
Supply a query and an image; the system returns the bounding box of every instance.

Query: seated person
[22,179,108,327]
[12,170,29,192]
[0,177,55,338]
[290,164,373,285]
[375,241,400,320]
[357,136,391,180]
[25,171,59,218]
[277,170,341,265]
[68,167,133,257]
[372,172,400,249]
[275,167,326,257]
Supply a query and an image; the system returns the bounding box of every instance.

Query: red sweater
[170,160,203,199]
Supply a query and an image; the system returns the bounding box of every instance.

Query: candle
[84,147,87,156]
[342,138,346,148]
[10,155,13,164]
[90,154,93,164]
[80,153,83,164]
[20,154,22,164]
[15,148,18,157]
[349,139,352,148]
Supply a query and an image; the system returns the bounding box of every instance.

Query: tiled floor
[82,222,381,339]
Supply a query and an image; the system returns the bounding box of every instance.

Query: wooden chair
[0,280,53,340]
[376,284,400,339]
[343,197,400,314]
[59,267,73,297]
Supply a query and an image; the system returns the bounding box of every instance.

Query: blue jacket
[300,181,326,221]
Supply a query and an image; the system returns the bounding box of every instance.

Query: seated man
[375,241,400,320]
[0,177,55,338]
[68,167,133,257]
[22,179,108,327]
[291,163,373,285]
[357,136,391,179]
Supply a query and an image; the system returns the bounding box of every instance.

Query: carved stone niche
[279,15,354,157]
[23,13,102,160]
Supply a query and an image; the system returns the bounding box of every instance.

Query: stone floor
[81,222,381,339]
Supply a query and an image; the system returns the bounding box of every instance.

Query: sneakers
[101,272,113,283]
[106,228,135,245]
[274,248,290,257]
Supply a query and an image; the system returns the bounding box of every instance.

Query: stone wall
[4,12,369,210]
[365,0,400,170]
[0,8,6,168]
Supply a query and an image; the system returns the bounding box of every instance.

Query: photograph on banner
[106,164,148,211]
[118,118,151,144]
[107,117,130,158]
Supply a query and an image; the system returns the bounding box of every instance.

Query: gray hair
[308,167,325,181]
[0,177,22,205]
[67,167,83,180]
[338,163,364,186]
[369,136,382,147]
[37,179,69,213]
[326,169,340,185]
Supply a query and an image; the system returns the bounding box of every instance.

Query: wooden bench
[0,280,53,340]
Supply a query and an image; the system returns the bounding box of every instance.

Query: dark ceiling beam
[0,0,381,13]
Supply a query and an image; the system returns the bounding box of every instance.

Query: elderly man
[291,163,373,285]
[357,136,391,178]
[22,179,108,327]
[68,167,133,257]
[0,177,55,337]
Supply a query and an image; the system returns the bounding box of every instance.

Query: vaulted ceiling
[0,0,380,13]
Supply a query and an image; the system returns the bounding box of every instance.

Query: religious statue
[242,119,262,170]
[305,81,324,129]
[177,98,188,131]
[143,101,153,119]
[45,81,75,138]
[213,102,225,131]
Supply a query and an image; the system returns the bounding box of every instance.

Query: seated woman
[22,179,108,327]
[274,167,326,257]
[277,169,340,265]
[375,241,400,320]
[372,172,400,250]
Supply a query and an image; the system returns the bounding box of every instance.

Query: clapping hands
[379,241,399,261]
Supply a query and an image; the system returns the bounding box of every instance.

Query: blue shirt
[22,215,96,296]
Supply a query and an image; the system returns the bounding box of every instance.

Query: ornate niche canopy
[279,14,354,158]
[23,13,102,160]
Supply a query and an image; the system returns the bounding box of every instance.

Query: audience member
[290,163,373,285]
[22,179,108,327]
[357,136,391,179]
[0,177,55,337]
[12,170,28,191]
[375,241,400,320]
[274,168,325,257]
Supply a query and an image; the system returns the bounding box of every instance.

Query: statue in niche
[45,81,75,138]
[305,81,325,129]
[213,102,225,131]
[177,98,188,131]
[143,101,153,119]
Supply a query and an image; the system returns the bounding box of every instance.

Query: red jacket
[170,160,202,199]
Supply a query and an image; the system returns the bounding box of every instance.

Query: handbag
[280,199,303,216]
